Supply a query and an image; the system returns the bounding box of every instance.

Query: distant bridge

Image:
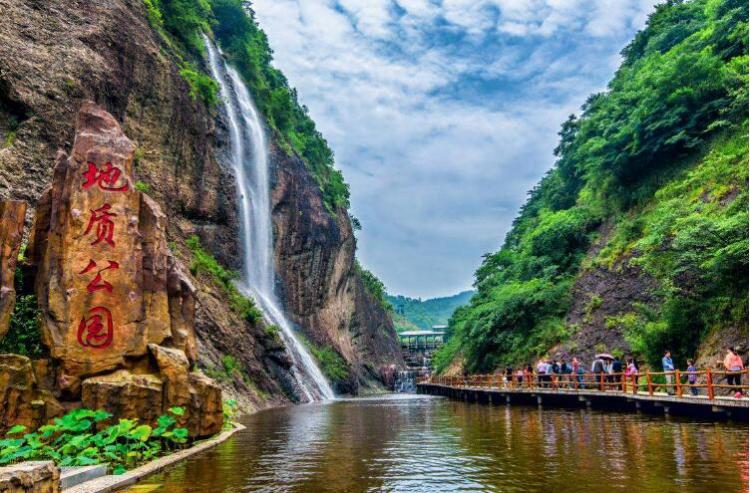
[398,329,445,350]
[398,328,445,370]
[417,370,749,421]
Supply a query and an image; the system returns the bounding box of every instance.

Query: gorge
[0,0,747,491]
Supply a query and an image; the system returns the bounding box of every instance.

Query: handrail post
[647,370,653,396]
[631,374,637,395]
[675,369,682,397]
[707,368,714,400]
[620,372,626,393]
[599,373,604,391]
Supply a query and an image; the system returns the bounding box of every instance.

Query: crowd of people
[498,346,747,399]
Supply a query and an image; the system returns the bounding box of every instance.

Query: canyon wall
[0,0,401,411]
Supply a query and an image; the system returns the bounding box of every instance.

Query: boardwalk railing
[419,368,750,400]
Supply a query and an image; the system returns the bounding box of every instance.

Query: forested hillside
[437,0,748,373]
[388,291,475,332]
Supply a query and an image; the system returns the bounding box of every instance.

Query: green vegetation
[141,0,218,106]
[180,64,219,106]
[309,345,349,384]
[297,332,349,384]
[439,0,748,373]
[134,180,150,192]
[141,0,350,212]
[387,291,475,332]
[205,354,250,384]
[1,248,45,358]
[185,235,261,323]
[3,115,19,148]
[222,399,238,430]
[355,261,391,312]
[0,407,189,474]
[0,295,44,358]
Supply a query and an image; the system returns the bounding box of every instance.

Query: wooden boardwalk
[417,374,749,421]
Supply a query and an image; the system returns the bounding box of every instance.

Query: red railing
[418,368,750,401]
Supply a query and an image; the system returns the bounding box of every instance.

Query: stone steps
[61,465,108,490]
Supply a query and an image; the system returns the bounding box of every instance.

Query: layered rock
[0,200,26,338]
[20,102,221,437]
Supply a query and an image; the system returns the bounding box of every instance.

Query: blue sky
[253,0,656,298]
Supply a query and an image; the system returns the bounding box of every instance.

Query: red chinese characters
[76,160,130,350]
[77,306,114,349]
[82,162,129,192]
[84,204,117,247]
[79,259,119,294]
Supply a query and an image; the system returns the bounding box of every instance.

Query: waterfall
[204,37,335,402]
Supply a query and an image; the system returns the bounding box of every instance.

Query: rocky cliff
[0,0,401,410]
[270,143,402,393]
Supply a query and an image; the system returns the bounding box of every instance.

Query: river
[123,395,748,493]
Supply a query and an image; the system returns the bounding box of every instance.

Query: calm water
[124,395,748,493]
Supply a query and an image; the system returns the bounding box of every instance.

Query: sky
[253,0,656,299]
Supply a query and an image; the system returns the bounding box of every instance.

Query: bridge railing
[418,368,750,400]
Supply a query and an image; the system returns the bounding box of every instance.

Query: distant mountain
[387,291,475,332]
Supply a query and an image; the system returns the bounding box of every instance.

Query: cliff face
[0,0,400,405]
[270,143,403,393]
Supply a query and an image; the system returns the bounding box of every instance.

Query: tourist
[612,356,623,390]
[537,360,548,387]
[571,357,581,388]
[516,368,524,385]
[551,360,561,388]
[686,359,699,396]
[560,359,572,388]
[723,347,744,398]
[662,351,675,395]
[626,358,639,392]
[505,365,514,388]
[524,364,533,387]
[591,356,606,390]
[576,362,585,388]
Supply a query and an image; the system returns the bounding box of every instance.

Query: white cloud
[252,0,653,297]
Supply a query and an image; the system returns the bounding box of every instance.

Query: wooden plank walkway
[417,381,749,421]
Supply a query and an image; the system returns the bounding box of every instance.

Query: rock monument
[0,102,222,437]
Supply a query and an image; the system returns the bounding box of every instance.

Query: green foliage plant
[0,407,190,474]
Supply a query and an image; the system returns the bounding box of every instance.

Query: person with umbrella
[592,354,610,390]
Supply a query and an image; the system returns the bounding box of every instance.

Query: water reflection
[124,395,748,493]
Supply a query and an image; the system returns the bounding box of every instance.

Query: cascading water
[204,37,335,402]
